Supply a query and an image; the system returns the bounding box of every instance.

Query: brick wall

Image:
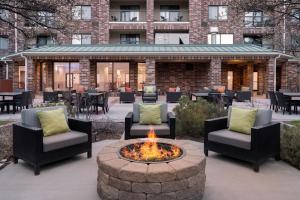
[79,59,91,88]
[208,58,222,87]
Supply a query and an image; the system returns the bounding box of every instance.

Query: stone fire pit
[97,138,206,200]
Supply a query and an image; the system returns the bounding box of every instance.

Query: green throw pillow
[229,107,257,134]
[139,104,162,125]
[37,108,70,137]
[144,86,155,94]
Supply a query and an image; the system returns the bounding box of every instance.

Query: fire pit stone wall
[97,139,206,200]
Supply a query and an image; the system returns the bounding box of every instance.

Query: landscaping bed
[0,121,13,161]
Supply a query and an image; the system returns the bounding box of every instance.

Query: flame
[121,128,182,162]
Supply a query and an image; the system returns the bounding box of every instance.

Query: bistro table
[0,92,22,114]
[284,93,300,114]
[87,92,104,115]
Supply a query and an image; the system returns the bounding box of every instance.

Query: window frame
[208,5,228,21]
[160,5,181,22]
[72,34,92,45]
[0,36,9,50]
[120,34,140,44]
[207,33,234,44]
[72,5,92,20]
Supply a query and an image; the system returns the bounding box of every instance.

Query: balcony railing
[244,16,275,27]
[155,9,189,22]
[110,10,146,22]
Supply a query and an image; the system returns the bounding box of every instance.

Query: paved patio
[0,140,299,200]
[0,95,299,123]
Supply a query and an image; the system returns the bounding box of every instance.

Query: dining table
[0,92,22,114]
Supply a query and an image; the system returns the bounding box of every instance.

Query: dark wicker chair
[223,90,235,109]
[120,91,135,103]
[207,92,221,104]
[43,91,59,103]
[236,91,252,102]
[275,92,291,114]
[166,91,182,103]
[13,106,92,175]
[142,85,158,103]
[204,107,280,172]
[268,91,277,111]
[125,103,176,140]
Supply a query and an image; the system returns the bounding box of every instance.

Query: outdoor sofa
[204,107,280,172]
[13,106,92,175]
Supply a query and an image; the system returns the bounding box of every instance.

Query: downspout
[20,53,28,90]
[274,54,282,91]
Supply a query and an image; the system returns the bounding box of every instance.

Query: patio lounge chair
[125,103,176,140]
[43,91,59,103]
[120,88,135,103]
[236,91,251,102]
[142,85,158,103]
[13,106,92,175]
[268,91,277,111]
[204,107,280,172]
[275,91,291,114]
[166,88,182,103]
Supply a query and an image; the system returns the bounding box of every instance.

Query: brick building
[0,0,299,94]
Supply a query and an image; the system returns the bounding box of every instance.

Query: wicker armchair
[204,107,280,172]
[166,91,182,103]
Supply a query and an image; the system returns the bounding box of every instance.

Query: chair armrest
[68,118,92,142]
[167,112,176,139]
[204,117,228,143]
[125,112,133,140]
[13,123,43,158]
[251,122,280,154]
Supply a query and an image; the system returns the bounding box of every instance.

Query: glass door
[54,62,80,90]
[137,63,146,91]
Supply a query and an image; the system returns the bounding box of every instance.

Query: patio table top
[0,92,22,96]
[283,93,300,97]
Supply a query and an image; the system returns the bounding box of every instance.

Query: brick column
[209,58,222,87]
[146,0,154,44]
[246,62,254,91]
[99,0,109,44]
[266,58,275,92]
[285,62,299,92]
[79,59,91,88]
[27,58,35,93]
[145,59,155,85]
[189,0,202,44]
[129,62,138,90]
[12,63,19,91]
[257,64,266,95]
[90,61,97,88]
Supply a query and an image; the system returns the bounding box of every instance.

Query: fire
[120,128,182,162]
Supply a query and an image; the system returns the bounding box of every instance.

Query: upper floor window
[0,36,8,49]
[37,36,55,47]
[244,11,273,27]
[120,34,140,44]
[37,11,54,26]
[160,5,182,22]
[119,5,140,22]
[207,34,233,44]
[0,9,9,20]
[208,6,228,20]
[72,34,91,45]
[291,9,300,23]
[155,33,189,44]
[244,35,273,49]
[72,5,91,20]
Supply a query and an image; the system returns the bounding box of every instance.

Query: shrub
[173,96,227,138]
[281,122,300,169]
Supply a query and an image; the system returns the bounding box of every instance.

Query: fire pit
[97,130,206,200]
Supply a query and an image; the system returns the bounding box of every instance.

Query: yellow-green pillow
[139,104,161,125]
[37,108,70,137]
[229,107,257,134]
[144,86,155,94]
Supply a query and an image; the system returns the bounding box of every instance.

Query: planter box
[0,122,13,160]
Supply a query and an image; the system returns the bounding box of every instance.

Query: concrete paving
[0,140,299,200]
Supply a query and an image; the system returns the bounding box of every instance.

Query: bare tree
[0,0,76,36]
[230,0,300,55]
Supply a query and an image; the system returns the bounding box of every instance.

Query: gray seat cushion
[21,106,68,128]
[227,107,272,127]
[130,123,170,137]
[208,129,251,150]
[43,131,88,152]
[133,103,168,123]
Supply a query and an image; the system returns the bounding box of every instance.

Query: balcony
[110,10,147,22]
[154,9,189,22]
[244,16,275,27]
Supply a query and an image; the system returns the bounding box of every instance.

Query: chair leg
[253,163,259,172]
[204,149,208,157]
[13,157,18,164]
[34,165,40,176]
[275,154,281,161]
[87,150,92,158]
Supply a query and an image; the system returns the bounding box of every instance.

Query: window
[291,35,300,51]
[291,9,300,22]
[253,72,258,91]
[208,6,228,20]
[0,9,9,20]
[155,33,189,44]
[160,5,181,21]
[244,11,273,27]
[207,34,233,44]
[72,6,91,20]
[0,37,8,49]
[227,71,233,90]
[244,35,273,49]
[37,11,54,26]
[37,36,54,47]
[72,34,92,45]
[120,34,140,44]
[120,5,140,22]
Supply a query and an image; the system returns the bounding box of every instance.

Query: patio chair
[93,91,110,114]
[120,88,135,103]
[204,107,280,172]
[275,92,292,115]
[43,91,59,103]
[207,92,221,104]
[268,91,277,111]
[13,106,92,175]
[142,85,158,103]
[125,103,176,140]
[223,90,235,109]
[166,88,182,103]
[236,91,251,102]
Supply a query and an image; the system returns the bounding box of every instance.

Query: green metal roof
[2,44,294,58]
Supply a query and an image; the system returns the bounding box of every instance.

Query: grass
[287,120,300,126]
[0,121,12,126]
